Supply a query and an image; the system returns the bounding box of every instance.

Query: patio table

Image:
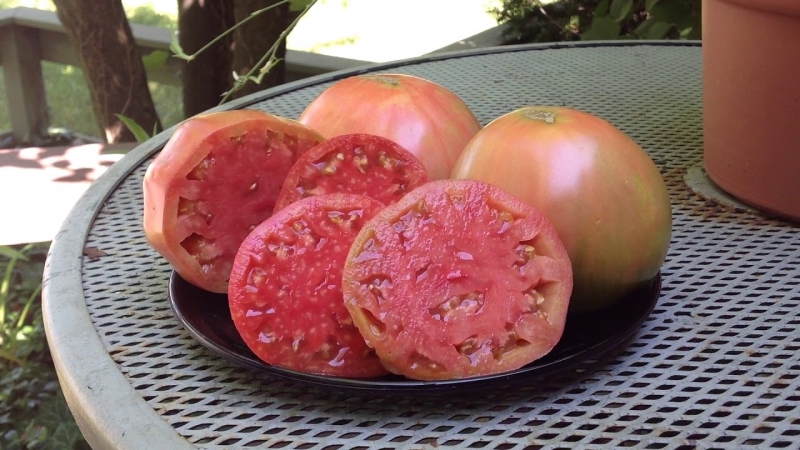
[43,41,800,450]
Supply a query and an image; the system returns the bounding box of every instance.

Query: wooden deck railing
[0,7,372,143]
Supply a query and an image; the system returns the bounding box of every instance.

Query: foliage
[127,4,176,29]
[170,0,318,103]
[0,243,90,449]
[489,0,701,44]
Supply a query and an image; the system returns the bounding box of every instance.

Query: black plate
[169,271,661,396]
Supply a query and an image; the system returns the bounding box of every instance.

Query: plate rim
[168,272,662,395]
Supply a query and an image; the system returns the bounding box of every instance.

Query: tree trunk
[52,0,162,143]
[231,0,290,100]
[177,0,235,118]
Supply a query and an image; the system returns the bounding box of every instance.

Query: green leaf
[649,0,693,24]
[581,16,620,40]
[289,0,314,12]
[0,348,25,366]
[0,246,27,261]
[646,21,673,39]
[142,50,169,71]
[646,0,661,10]
[610,0,633,21]
[594,0,611,16]
[115,114,151,144]
[634,17,655,36]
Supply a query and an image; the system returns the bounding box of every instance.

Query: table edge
[42,138,195,449]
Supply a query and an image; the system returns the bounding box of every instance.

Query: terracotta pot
[702,0,800,222]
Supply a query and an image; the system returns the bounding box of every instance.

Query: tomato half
[451,106,672,312]
[228,194,388,378]
[273,133,429,211]
[143,110,324,293]
[342,179,573,380]
[298,74,482,180]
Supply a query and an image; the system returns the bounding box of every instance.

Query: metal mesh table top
[43,41,800,450]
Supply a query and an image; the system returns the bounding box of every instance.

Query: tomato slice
[274,133,429,211]
[342,180,573,380]
[228,194,389,378]
[143,110,324,293]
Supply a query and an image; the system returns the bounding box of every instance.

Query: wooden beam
[0,24,49,142]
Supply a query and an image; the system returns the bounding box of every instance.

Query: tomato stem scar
[523,109,557,124]
[363,75,401,86]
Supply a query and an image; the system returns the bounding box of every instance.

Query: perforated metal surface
[65,42,800,449]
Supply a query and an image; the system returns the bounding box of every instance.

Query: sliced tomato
[143,110,324,293]
[228,194,388,378]
[342,179,573,381]
[273,133,429,211]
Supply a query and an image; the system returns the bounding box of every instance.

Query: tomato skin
[273,133,430,211]
[228,194,388,378]
[342,179,573,380]
[298,74,481,180]
[143,110,324,293]
[451,106,672,312]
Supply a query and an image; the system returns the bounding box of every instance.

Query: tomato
[342,179,573,381]
[451,106,672,312]
[298,74,482,180]
[273,133,429,211]
[228,194,388,378]
[143,110,324,293]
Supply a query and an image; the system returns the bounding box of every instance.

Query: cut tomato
[342,179,573,380]
[143,110,324,293]
[273,133,429,211]
[228,194,388,378]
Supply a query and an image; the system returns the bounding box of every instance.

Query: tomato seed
[186,157,215,181]
[448,192,466,210]
[522,288,545,312]
[456,337,480,356]
[321,164,337,175]
[247,267,267,286]
[177,197,196,216]
[292,337,303,352]
[258,330,277,344]
[408,352,440,372]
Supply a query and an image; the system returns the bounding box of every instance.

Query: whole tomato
[298,73,481,180]
[451,106,672,312]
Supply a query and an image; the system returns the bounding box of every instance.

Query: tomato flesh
[144,110,324,293]
[229,194,388,378]
[274,133,429,211]
[342,180,573,380]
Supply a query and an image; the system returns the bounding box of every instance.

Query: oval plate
[169,271,661,396]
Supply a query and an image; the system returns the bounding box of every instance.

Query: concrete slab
[0,143,135,245]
